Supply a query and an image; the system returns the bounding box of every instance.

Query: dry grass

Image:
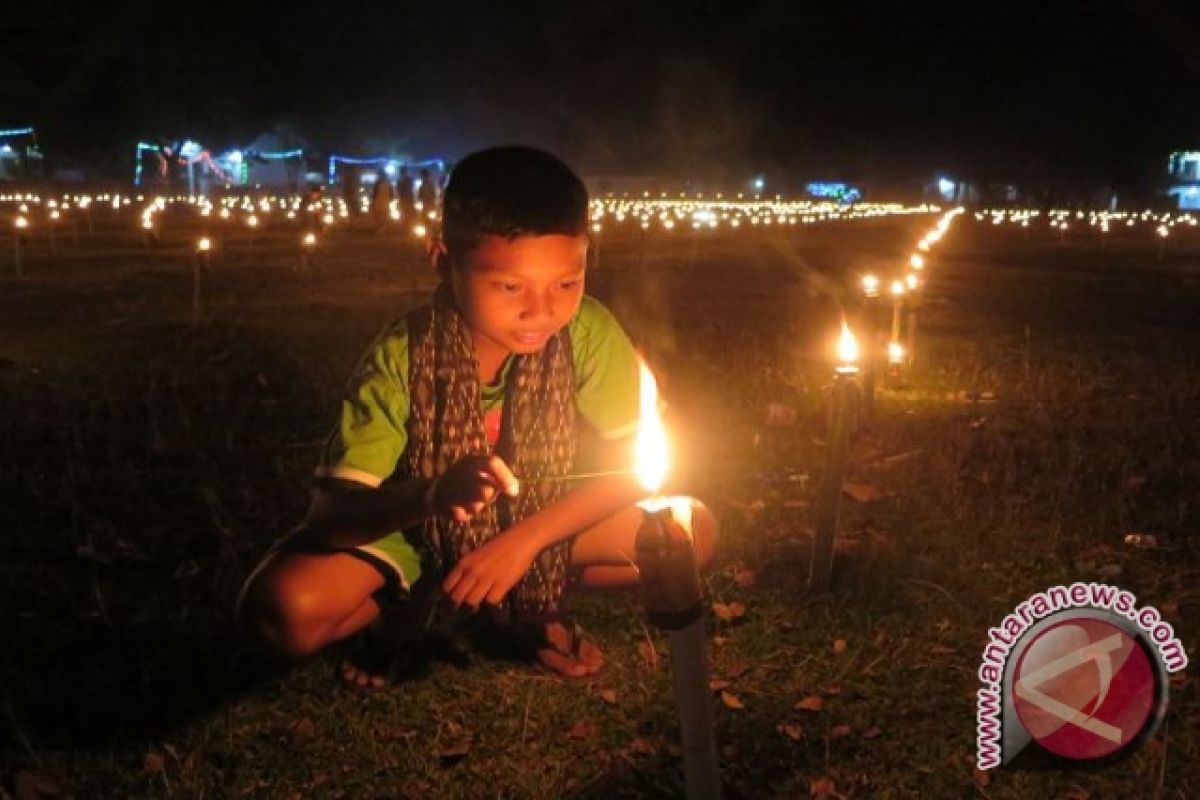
[0,211,1196,797]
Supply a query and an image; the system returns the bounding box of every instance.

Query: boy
[238,146,716,687]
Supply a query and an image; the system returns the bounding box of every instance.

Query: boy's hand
[428,454,520,523]
[442,530,538,609]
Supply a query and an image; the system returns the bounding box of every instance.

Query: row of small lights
[974,208,1198,239]
[6,193,947,256]
[846,208,965,367]
[588,197,941,233]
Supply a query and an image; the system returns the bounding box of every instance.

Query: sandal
[471,609,604,681]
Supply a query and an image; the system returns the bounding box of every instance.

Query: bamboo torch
[809,322,859,594]
[633,361,722,800]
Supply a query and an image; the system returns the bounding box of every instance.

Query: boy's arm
[297,478,435,549]
[442,436,646,608]
[299,454,521,549]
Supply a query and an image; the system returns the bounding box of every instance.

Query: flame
[196,236,212,252]
[634,359,669,493]
[837,321,859,365]
[887,340,906,364]
[861,273,880,296]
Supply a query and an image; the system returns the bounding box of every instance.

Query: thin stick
[542,468,635,482]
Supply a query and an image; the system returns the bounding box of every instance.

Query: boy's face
[446,233,588,358]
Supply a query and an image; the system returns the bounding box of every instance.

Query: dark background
[3,0,1199,193]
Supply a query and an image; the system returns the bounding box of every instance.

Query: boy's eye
[559,279,582,290]
[495,282,521,293]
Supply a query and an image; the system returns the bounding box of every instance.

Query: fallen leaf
[289,717,316,741]
[628,736,658,756]
[567,719,595,740]
[720,744,739,759]
[973,767,991,787]
[832,639,848,655]
[712,601,747,622]
[143,752,165,775]
[830,724,852,740]
[795,696,824,712]
[1124,533,1158,549]
[720,691,745,709]
[637,639,659,670]
[1126,475,1147,490]
[842,481,885,503]
[862,726,881,739]
[777,723,805,741]
[597,688,618,705]
[1095,563,1123,578]
[724,660,751,678]
[709,677,732,692]
[809,776,838,799]
[929,644,956,655]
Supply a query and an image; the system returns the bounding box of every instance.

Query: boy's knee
[237,567,331,657]
[691,501,719,571]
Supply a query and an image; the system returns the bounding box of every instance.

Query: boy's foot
[339,620,398,690]
[536,620,604,679]
[339,613,432,689]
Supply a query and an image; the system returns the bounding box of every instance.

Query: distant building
[1166,151,1200,209]
[0,127,44,181]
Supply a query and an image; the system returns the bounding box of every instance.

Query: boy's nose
[520,291,554,320]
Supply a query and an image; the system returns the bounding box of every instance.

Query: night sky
[3,1,1200,190]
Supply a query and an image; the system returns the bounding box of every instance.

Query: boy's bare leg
[236,550,395,687]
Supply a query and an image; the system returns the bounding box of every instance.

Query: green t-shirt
[317,294,640,487]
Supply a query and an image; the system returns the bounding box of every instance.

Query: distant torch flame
[634,360,669,493]
[837,321,859,365]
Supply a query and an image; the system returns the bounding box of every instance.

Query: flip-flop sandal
[337,584,441,690]
[476,609,603,681]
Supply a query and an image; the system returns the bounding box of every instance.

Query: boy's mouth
[512,330,553,348]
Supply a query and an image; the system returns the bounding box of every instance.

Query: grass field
[0,207,1196,798]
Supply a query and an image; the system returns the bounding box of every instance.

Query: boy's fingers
[463,580,492,610]
[484,455,520,497]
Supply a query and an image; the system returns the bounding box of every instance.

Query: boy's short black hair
[441,146,589,255]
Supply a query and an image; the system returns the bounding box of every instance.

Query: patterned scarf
[403,283,577,614]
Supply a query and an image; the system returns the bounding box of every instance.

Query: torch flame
[634,359,669,493]
[837,321,859,365]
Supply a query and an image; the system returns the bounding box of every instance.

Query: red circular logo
[1013,618,1156,760]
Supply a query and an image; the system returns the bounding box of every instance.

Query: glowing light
[836,321,859,366]
[413,223,428,238]
[14,216,28,229]
[302,232,317,247]
[634,360,669,494]
[909,254,925,270]
[887,341,906,365]
[890,279,906,297]
[861,274,880,297]
[905,273,920,290]
[196,236,212,252]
